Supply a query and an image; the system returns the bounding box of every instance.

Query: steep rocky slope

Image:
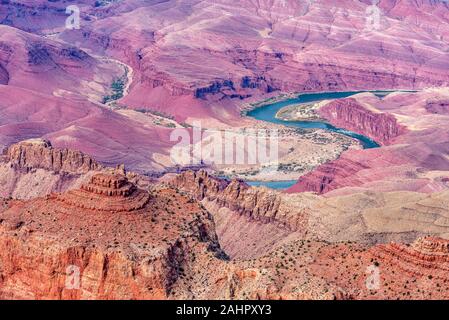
[0,138,102,199]
[5,138,101,173]
[165,170,309,259]
[54,0,449,117]
[317,98,406,145]
[0,172,227,299]
[166,170,449,256]
[289,90,449,195]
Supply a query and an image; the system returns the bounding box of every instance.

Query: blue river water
[244,90,391,190]
[246,180,298,189]
[247,91,385,149]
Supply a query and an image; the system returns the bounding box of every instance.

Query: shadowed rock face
[0,64,8,85]
[425,100,449,115]
[166,170,308,259]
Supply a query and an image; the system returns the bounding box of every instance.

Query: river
[244,91,392,190]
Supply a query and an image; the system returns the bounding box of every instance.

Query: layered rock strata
[167,170,307,232]
[0,173,225,299]
[317,98,405,145]
[311,237,449,299]
[0,139,102,199]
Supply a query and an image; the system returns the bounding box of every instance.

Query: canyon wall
[289,91,449,195]
[0,173,227,299]
[0,139,102,199]
[166,170,309,259]
[167,170,308,232]
[318,98,405,145]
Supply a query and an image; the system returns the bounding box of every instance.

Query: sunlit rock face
[55,0,449,106]
[2,0,449,173]
[288,90,449,195]
[1,0,449,301]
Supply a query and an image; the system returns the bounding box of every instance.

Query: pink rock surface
[2,0,449,180]
[318,98,406,145]
[59,0,449,103]
[288,90,449,195]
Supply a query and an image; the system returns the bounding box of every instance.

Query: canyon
[2,141,449,299]
[288,90,449,195]
[1,0,449,300]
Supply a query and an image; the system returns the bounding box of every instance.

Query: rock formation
[0,173,226,299]
[374,237,449,280]
[317,98,405,145]
[2,163,449,299]
[311,237,449,299]
[289,90,449,195]
[167,170,307,232]
[166,170,309,259]
[0,139,102,200]
[4,138,101,174]
[57,173,150,212]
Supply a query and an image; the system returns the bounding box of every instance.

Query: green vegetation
[102,75,126,104]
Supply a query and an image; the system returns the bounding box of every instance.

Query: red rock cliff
[167,170,307,232]
[0,173,226,299]
[318,98,405,145]
[5,138,101,174]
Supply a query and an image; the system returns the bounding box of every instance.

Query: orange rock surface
[0,173,226,299]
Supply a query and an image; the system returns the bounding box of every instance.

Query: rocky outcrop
[288,158,369,194]
[374,237,449,280]
[167,170,307,232]
[0,173,226,299]
[318,98,405,145]
[57,173,150,212]
[194,80,236,99]
[0,139,103,200]
[4,138,101,174]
